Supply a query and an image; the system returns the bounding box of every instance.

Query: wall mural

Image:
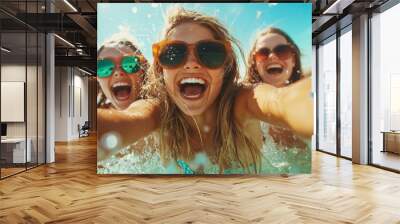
[97,3,313,175]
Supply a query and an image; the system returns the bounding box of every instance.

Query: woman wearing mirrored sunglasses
[98,8,313,174]
[245,27,303,87]
[97,39,149,110]
[245,27,308,150]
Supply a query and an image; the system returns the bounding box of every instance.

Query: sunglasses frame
[254,44,295,62]
[152,39,231,69]
[97,55,145,78]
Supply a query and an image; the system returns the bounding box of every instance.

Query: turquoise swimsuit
[177,160,195,174]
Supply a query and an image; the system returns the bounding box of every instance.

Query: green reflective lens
[121,56,140,74]
[197,41,227,69]
[97,59,114,78]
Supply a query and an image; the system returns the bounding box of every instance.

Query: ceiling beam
[323,0,356,14]
[67,13,97,46]
[55,55,95,69]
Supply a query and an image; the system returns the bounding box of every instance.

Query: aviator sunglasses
[254,44,295,62]
[97,55,143,78]
[152,40,231,69]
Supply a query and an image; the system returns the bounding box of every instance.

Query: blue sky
[98,3,311,75]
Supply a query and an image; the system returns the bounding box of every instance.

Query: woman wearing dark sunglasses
[245,27,308,150]
[97,39,149,110]
[98,8,313,174]
[246,27,303,87]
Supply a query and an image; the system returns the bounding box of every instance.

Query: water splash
[98,122,311,175]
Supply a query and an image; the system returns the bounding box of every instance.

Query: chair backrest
[82,121,90,129]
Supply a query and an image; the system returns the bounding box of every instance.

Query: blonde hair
[143,8,261,173]
[245,27,302,84]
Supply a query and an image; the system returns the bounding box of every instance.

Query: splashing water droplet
[102,132,120,150]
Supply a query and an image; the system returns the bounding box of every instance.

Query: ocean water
[97,122,311,175]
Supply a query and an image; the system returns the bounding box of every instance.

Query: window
[339,27,352,158]
[371,2,400,171]
[317,35,337,154]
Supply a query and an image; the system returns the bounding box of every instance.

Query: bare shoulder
[125,98,161,119]
[127,98,160,111]
[233,85,255,126]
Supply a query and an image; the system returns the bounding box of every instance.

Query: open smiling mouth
[266,64,284,75]
[179,77,208,100]
[112,82,132,101]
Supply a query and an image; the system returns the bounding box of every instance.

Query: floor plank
[0,134,400,223]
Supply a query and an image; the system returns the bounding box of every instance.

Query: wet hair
[245,27,302,84]
[143,7,262,173]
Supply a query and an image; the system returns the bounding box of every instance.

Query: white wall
[55,67,69,141]
[1,65,26,139]
[72,73,89,138]
[1,63,46,164]
[1,65,40,138]
[55,67,89,141]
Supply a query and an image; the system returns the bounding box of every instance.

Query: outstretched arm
[235,77,313,138]
[97,99,161,160]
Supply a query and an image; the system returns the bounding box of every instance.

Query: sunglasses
[97,55,143,78]
[152,40,231,69]
[254,44,295,62]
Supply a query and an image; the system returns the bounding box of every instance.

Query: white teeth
[267,64,283,69]
[112,82,130,88]
[180,78,205,85]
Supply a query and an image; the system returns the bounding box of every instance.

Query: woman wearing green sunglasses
[97,39,149,110]
[98,8,313,174]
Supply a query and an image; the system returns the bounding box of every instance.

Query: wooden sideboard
[382,131,400,154]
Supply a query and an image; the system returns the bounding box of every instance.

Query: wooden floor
[1,135,400,223]
[1,163,44,178]
[0,167,26,178]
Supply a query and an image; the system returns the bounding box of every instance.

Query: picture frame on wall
[96,3,313,175]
